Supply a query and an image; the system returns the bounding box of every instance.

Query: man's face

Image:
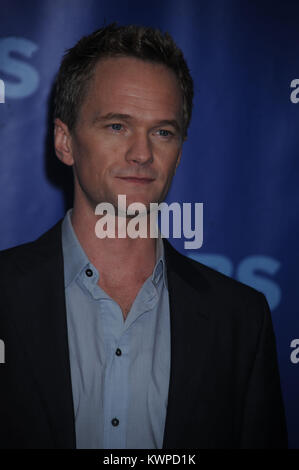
[56,57,184,214]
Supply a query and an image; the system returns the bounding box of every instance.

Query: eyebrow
[93,113,132,123]
[92,112,182,133]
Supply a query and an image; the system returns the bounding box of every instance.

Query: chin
[125,198,152,211]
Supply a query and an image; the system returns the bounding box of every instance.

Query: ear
[175,147,183,171]
[54,118,74,166]
[175,133,187,171]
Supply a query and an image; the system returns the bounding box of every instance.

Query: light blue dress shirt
[61,209,171,449]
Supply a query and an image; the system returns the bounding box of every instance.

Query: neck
[70,203,157,277]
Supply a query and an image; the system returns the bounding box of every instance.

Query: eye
[110,123,123,131]
[157,129,173,137]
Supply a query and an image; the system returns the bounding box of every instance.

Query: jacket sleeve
[240,293,288,448]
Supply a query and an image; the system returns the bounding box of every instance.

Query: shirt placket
[102,302,129,449]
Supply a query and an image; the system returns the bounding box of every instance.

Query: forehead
[80,56,183,123]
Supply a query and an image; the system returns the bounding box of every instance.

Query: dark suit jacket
[0,219,288,449]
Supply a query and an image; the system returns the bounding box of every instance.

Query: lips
[116,176,155,184]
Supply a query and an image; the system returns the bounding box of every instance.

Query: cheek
[155,148,180,176]
[74,141,110,178]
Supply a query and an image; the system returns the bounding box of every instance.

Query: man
[0,24,288,449]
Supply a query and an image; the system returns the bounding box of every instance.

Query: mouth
[116,176,155,185]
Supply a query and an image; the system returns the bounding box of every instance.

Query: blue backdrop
[0,0,298,448]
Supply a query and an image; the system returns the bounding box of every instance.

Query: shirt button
[111,418,119,427]
[85,268,93,277]
[115,348,122,356]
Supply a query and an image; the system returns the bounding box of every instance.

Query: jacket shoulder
[163,239,270,334]
[0,219,63,277]
[164,239,263,299]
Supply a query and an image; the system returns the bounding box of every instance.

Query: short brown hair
[54,23,194,137]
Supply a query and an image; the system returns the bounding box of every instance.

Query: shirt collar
[62,208,168,290]
[151,230,168,289]
[61,209,91,288]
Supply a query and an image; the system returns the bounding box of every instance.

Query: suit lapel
[162,239,215,449]
[10,223,214,449]
[10,220,76,448]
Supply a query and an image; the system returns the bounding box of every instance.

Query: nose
[125,131,153,165]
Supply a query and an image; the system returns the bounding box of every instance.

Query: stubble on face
[69,56,184,218]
